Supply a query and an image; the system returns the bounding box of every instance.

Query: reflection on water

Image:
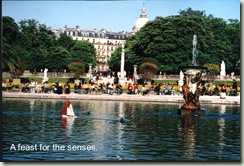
[2,98,240,161]
[179,114,198,160]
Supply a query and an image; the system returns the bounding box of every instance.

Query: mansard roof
[63,27,132,40]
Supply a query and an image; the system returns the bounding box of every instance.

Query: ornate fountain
[178,35,212,115]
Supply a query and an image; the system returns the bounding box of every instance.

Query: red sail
[61,100,70,115]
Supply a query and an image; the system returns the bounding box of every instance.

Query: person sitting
[116,83,123,95]
[108,83,114,95]
[148,84,154,92]
[82,82,89,94]
[2,81,7,91]
[154,84,161,95]
[221,84,226,93]
[206,86,213,96]
[163,83,170,95]
[90,83,97,94]
[57,83,63,95]
[30,79,36,93]
[201,85,207,95]
[78,83,84,94]
[74,84,79,93]
[170,84,175,95]
[141,84,148,96]
[134,83,139,95]
[213,85,219,95]
[127,83,133,94]
[64,82,70,94]
[96,83,103,93]
[35,82,42,93]
[232,79,238,96]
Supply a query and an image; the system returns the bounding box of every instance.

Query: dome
[133,17,149,31]
[133,4,149,33]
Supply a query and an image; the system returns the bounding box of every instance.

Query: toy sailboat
[61,100,77,118]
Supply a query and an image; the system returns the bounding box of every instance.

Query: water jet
[178,35,212,116]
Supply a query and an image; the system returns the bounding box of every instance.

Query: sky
[2,0,241,32]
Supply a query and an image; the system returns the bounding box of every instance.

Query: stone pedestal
[163,72,166,79]
[23,70,31,77]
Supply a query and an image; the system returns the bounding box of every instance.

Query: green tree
[2,16,26,78]
[139,62,158,83]
[68,62,85,79]
[126,9,208,73]
[70,41,97,72]
[46,46,70,72]
[18,19,57,72]
[57,33,75,50]
[26,46,49,72]
[2,17,20,72]
[202,63,220,75]
[108,46,122,72]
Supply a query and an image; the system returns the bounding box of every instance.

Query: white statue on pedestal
[220,61,226,79]
[42,68,49,83]
[44,68,48,78]
[180,70,184,80]
[178,70,184,86]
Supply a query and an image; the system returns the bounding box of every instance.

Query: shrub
[68,61,85,79]
[203,63,220,75]
[139,62,158,83]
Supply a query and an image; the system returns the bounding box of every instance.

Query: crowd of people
[2,78,239,96]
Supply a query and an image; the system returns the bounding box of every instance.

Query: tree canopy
[70,41,97,72]
[2,16,98,77]
[123,8,240,75]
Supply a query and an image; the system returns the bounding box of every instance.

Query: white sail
[67,104,74,116]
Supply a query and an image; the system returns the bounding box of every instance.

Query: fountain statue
[178,66,209,115]
[178,35,212,115]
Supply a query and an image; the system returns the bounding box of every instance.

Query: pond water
[2,98,240,161]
